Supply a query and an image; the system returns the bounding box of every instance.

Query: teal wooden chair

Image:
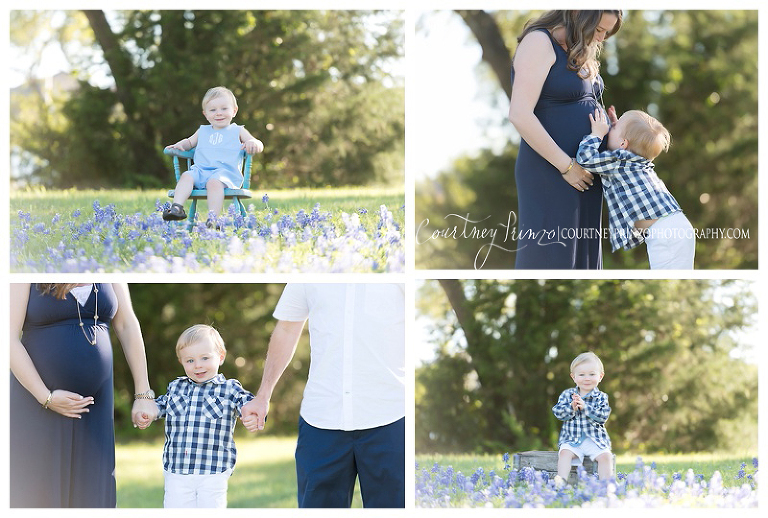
[163,147,254,229]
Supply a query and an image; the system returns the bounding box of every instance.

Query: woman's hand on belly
[562,162,594,192]
[46,390,95,419]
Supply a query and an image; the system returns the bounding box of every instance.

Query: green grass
[416,451,757,489]
[116,436,363,508]
[10,186,405,219]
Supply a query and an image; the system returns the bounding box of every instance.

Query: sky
[411,10,515,180]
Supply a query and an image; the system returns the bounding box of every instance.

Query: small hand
[607,105,618,126]
[132,399,159,429]
[242,138,264,155]
[240,397,269,432]
[588,108,610,138]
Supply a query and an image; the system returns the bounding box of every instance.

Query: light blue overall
[188,124,244,189]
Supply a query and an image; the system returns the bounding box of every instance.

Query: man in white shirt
[241,283,405,508]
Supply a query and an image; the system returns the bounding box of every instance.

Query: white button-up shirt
[273,283,405,431]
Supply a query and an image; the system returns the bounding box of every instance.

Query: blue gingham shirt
[577,135,682,251]
[552,387,612,450]
[155,374,253,474]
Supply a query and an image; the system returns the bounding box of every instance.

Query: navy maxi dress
[513,29,605,269]
[10,283,118,508]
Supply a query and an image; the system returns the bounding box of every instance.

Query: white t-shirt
[273,283,405,431]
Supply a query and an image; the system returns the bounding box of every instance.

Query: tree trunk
[83,10,168,184]
[455,10,513,99]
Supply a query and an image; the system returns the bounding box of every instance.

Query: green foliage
[11,10,404,189]
[111,283,309,438]
[415,10,757,269]
[415,280,757,455]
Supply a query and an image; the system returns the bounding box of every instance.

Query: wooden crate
[512,450,615,484]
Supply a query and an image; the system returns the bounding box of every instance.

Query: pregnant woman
[10,283,157,507]
[509,10,622,269]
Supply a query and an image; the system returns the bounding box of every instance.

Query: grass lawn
[416,450,757,488]
[116,436,363,508]
[10,186,405,218]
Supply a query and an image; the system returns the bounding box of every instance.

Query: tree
[11,10,404,188]
[415,10,758,268]
[111,283,311,438]
[416,279,757,454]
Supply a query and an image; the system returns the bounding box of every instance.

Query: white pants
[163,469,232,508]
[560,437,611,465]
[644,212,695,269]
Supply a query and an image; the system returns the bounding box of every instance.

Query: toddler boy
[142,324,254,507]
[577,108,695,269]
[552,352,612,482]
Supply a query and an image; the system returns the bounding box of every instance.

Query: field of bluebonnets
[10,188,404,273]
[416,454,758,508]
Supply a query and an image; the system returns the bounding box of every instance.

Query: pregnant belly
[537,101,597,154]
[22,324,114,396]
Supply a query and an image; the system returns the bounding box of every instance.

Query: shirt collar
[573,386,600,398]
[181,373,226,385]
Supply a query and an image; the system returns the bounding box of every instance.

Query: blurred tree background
[415,10,757,269]
[416,279,757,455]
[110,283,310,439]
[10,10,404,189]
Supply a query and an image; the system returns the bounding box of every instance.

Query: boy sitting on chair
[163,86,264,228]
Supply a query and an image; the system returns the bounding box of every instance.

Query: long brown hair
[37,284,81,300]
[518,10,623,79]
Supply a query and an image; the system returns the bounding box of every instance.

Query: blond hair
[176,324,226,357]
[570,352,604,374]
[622,110,671,160]
[201,86,238,110]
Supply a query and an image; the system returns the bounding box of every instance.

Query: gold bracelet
[561,158,575,175]
[42,391,53,409]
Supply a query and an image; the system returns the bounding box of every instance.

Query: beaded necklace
[75,284,99,346]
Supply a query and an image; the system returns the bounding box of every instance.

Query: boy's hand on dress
[588,109,610,139]
[242,138,264,155]
[607,105,618,127]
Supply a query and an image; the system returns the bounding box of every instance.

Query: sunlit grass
[116,436,363,508]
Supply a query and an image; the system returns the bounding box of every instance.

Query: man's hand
[241,396,269,432]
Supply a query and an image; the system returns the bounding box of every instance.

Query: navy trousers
[295,416,405,508]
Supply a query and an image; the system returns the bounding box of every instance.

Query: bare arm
[10,283,48,405]
[241,319,305,431]
[111,283,157,427]
[508,31,593,191]
[10,283,94,418]
[166,129,199,151]
[239,126,264,155]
